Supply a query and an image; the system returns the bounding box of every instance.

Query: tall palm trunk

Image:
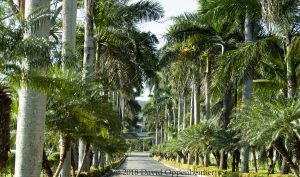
[193,82,200,124]
[71,144,77,176]
[58,1,77,176]
[205,56,211,120]
[82,0,94,80]
[79,0,94,171]
[0,87,11,170]
[253,150,258,172]
[286,44,297,98]
[160,126,163,144]
[165,105,170,141]
[120,96,125,128]
[168,107,171,140]
[99,152,105,170]
[113,92,119,112]
[177,95,182,133]
[213,151,221,167]
[76,143,91,177]
[284,38,298,173]
[232,149,240,172]
[92,146,99,168]
[241,11,254,173]
[182,96,186,130]
[155,124,158,145]
[190,81,194,127]
[280,42,297,174]
[219,150,227,170]
[78,139,90,172]
[172,103,176,129]
[187,153,192,165]
[267,148,275,174]
[54,134,71,177]
[219,84,232,170]
[105,153,110,166]
[61,0,77,69]
[97,151,101,167]
[61,150,71,177]
[223,84,232,127]
[15,1,50,177]
[194,152,199,165]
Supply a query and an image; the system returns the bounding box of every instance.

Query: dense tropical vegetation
[1,0,300,177]
[0,0,163,176]
[144,0,300,177]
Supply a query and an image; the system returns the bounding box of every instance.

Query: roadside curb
[105,156,127,177]
[115,156,127,169]
[153,158,209,177]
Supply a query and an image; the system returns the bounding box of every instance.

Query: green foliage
[93,0,164,97]
[0,152,15,175]
[148,0,300,176]
[199,0,261,24]
[45,72,127,154]
[236,96,300,147]
[215,36,284,85]
[47,151,60,169]
[260,0,300,36]
[78,157,125,177]
[127,139,152,151]
[151,118,239,157]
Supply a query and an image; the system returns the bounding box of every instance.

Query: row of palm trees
[0,0,164,176]
[144,0,300,176]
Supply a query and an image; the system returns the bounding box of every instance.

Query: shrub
[77,157,125,177]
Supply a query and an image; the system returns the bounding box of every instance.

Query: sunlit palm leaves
[260,0,300,36]
[199,0,261,22]
[237,96,300,147]
[94,0,163,97]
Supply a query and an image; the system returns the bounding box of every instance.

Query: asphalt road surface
[111,152,199,177]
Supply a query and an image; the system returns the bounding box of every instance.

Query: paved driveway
[111,152,198,177]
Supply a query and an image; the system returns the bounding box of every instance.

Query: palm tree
[199,0,262,172]
[14,0,51,176]
[237,96,300,176]
[82,0,94,81]
[260,0,300,98]
[0,0,165,176]
[78,0,95,172]
[143,96,165,144]
[93,0,164,136]
[166,10,246,167]
[0,2,66,176]
[93,1,163,88]
[45,74,123,176]
[163,22,203,126]
[201,1,300,172]
[259,2,300,170]
[54,0,77,176]
[75,0,164,171]
[0,9,14,171]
